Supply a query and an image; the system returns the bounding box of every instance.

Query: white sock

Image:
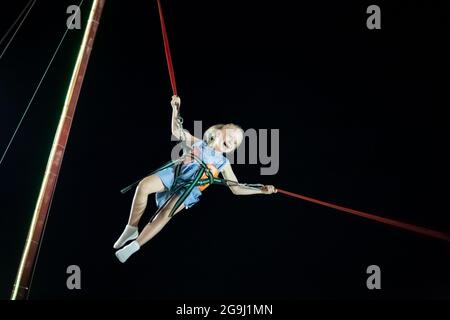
[115,240,140,263]
[113,225,139,249]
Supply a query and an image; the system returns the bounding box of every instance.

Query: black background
[1,0,449,300]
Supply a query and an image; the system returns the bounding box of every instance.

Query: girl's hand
[171,95,181,110]
[261,185,277,194]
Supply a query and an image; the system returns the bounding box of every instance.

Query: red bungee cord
[157,0,177,96]
[276,188,450,243]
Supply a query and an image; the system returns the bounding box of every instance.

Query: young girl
[114,96,276,263]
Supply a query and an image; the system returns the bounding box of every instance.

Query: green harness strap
[168,165,206,217]
[154,153,225,218]
[142,153,211,220]
[123,146,256,220]
[120,158,182,194]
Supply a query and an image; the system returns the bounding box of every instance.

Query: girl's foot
[115,240,140,263]
[113,225,139,249]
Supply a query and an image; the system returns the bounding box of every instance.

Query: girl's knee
[137,179,151,194]
[137,175,164,194]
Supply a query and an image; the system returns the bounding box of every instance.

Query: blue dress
[155,140,230,209]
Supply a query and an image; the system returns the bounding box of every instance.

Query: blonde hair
[204,123,244,151]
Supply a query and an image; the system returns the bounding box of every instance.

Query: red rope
[276,188,450,243]
[157,0,177,96]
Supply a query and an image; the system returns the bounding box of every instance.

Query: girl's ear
[203,126,214,143]
[204,124,221,142]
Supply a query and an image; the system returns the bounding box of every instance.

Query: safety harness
[121,109,263,219]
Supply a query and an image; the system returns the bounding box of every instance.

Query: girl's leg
[136,195,185,247]
[115,195,185,263]
[128,174,165,227]
[113,175,165,249]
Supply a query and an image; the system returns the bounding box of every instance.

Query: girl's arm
[221,163,276,195]
[171,96,200,147]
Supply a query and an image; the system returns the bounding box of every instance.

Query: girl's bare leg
[115,195,184,263]
[128,175,165,227]
[136,195,185,247]
[113,175,165,249]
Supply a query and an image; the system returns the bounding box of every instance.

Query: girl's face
[213,127,243,153]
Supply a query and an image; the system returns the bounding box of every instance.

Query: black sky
[1,0,450,300]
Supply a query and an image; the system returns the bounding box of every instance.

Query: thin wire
[0,1,84,167]
[0,0,37,61]
[0,0,33,47]
[18,0,84,298]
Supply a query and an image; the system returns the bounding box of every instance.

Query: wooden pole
[11,0,106,300]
